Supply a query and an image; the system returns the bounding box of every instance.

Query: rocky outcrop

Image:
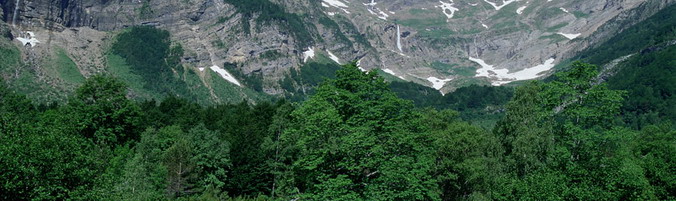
[2,0,674,94]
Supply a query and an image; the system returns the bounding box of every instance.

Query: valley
[0,0,674,200]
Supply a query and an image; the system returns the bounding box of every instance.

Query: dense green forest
[1,61,673,200]
[1,4,675,200]
[565,4,676,128]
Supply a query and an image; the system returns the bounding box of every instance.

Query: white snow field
[436,1,460,19]
[210,65,242,86]
[558,32,581,40]
[327,50,342,64]
[427,77,453,90]
[303,47,316,63]
[322,0,351,14]
[470,57,556,86]
[16,31,40,47]
[483,0,520,11]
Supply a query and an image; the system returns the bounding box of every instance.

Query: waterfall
[396,25,402,52]
[12,0,20,26]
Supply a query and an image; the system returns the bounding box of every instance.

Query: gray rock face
[2,0,674,94]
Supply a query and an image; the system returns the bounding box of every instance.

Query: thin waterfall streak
[396,25,402,52]
[12,0,21,26]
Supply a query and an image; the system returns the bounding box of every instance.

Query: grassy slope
[0,37,72,103]
[547,4,676,127]
[51,48,85,85]
[556,4,676,70]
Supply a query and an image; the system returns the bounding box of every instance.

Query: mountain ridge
[0,0,673,101]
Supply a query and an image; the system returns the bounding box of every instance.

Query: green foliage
[572,11,590,18]
[223,62,264,92]
[203,102,277,196]
[606,45,676,128]
[491,61,668,200]
[69,75,143,146]
[2,55,674,201]
[573,4,676,66]
[224,0,315,48]
[318,16,354,49]
[423,109,504,200]
[546,22,569,32]
[111,26,192,99]
[398,16,452,39]
[541,62,626,128]
[0,80,100,200]
[278,64,439,200]
[390,82,513,126]
[278,61,342,101]
[51,48,85,84]
[0,38,56,102]
[138,0,153,19]
[632,124,676,200]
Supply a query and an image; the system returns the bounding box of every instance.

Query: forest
[1,60,673,200]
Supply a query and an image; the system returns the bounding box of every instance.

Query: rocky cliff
[1,0,674,96]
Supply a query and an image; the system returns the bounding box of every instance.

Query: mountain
[0,0,674,102]
[1,1,675,200]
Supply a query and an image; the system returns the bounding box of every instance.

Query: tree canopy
[0,60,673,200]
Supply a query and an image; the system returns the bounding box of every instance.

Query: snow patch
[516,6,527,14]
[481,22,489,29]
[483,0,520,11]
[470,57,556,86]
[198,67,205,72]
[16,31,40,47]
[436,1,460,19]
[210,65,242,86]
[427,77,453,90]
[327,51,341,64]
[559,7,569,13]
[303,47,315,63]
[382,68,406,80]
[364,0,389,20]
[322,0,351,14]
[558,32,581,40]
[356,58,367,72]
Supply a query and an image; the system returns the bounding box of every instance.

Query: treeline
[0,63,673,200]
[606,40,676,129]
[112,26,190,98]
[567,4,676,129]
[390,82,513,126]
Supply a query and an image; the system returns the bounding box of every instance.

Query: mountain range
[0,0,674,102]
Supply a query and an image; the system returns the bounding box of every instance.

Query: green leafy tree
[0,80,101,200]
[493,61,658,200]
[69,75,142,146]
[165,134,197,198]
[632,124,676,200]
[494,82,555,177]
[189,125,231,194]
[279,63,439,200]
[422,109,505,200]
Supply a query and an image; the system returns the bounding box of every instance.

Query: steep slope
[563,4,676,128]
[0,0,673,101]
[328,0,673,90]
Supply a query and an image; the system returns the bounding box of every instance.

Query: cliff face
[1,0,674,95]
